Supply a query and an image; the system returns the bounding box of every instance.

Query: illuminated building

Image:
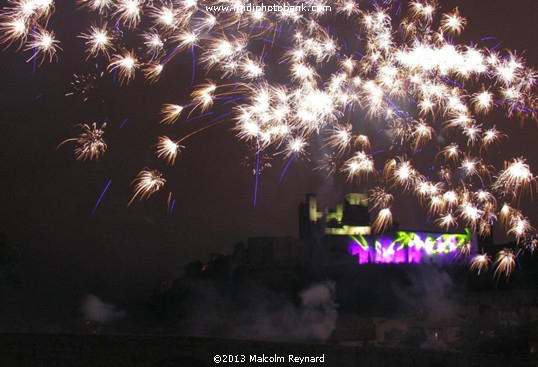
[299,193,476,266]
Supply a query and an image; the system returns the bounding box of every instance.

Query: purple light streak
[279,153,296,183]
[92,179,112,214]
[253,135,260,207]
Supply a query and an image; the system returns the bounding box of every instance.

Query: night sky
[0,0,537,327]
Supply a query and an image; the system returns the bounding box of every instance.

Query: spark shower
[1,0,537,276]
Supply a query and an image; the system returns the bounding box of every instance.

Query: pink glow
[347,231,470,265]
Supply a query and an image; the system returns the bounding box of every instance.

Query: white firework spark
[1,0,537,274]
[128,169,166,206]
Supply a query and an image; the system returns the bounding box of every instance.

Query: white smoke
[182,281,338,342]
[233,281,338,342]
[393,266,457,322]
[81,294,126,324]
[298,282,338,340]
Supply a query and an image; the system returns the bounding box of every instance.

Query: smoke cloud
[298,282,338,340]
[81,294,127,324]
[180,281,338,342]
[392,266,457,321]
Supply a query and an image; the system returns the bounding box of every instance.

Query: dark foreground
[0,333,536,367]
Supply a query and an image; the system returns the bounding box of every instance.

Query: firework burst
[155,136,182,165]
[2,0,538,277]
[493,249,516,279]
[58,122,107,161]
[470,253,491,275]
[128,169,166,206]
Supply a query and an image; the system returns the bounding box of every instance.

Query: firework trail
[2,0,538,276]
[93,179,112,214]
[254,135,261,207]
